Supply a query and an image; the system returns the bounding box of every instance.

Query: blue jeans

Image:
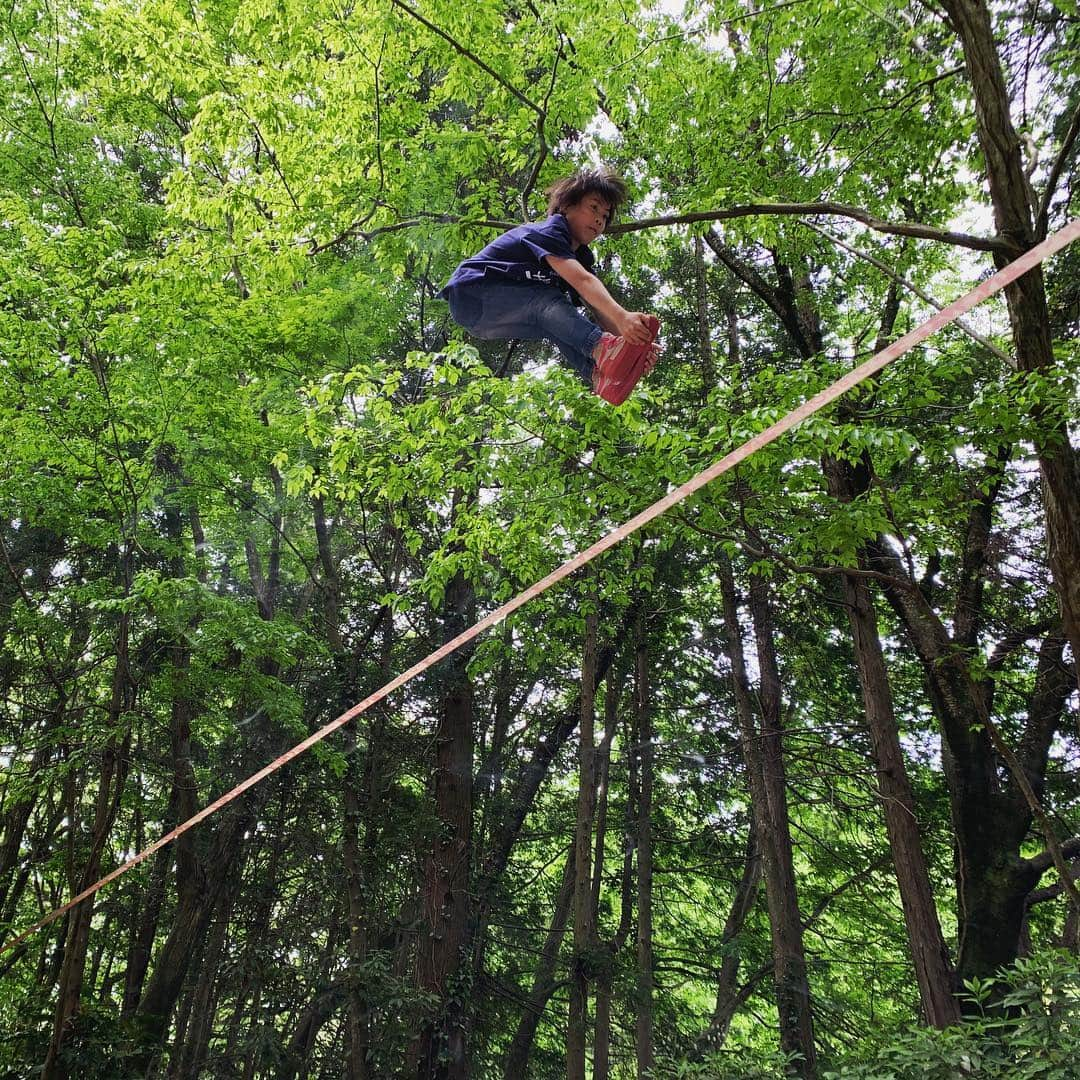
[444,282,603,385]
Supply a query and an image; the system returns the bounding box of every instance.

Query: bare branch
[609,204,1009,253]
[308,202,1008,258]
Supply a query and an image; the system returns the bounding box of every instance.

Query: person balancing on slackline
[439,168,662,406]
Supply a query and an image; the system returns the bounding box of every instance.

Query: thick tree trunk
[836,550,961,1026]
[849,441,1072,986]
[415,568,475,1079]
[868,577,1069,986]
[940,0,1080,690]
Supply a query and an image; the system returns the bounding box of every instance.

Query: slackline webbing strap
[4,217,1079,956]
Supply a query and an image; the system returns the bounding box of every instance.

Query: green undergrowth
[824,950,1080,1080]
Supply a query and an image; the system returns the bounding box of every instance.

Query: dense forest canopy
[1,0,1078,1076]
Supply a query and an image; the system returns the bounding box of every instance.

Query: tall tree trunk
[822,448,961,1027]
[940,0,1080,691]
[342,733,374,1080]
[123,454,210,1020]
[718,554,817,1078]
[315,492,381,1080]
[136,486,277,1064]
[747,575,818,1078]
[693,235,717,392]
[470,643,521,996]
[229,796,288,1080]
[820,282,960,1025]
[0,737,56,921]
[634,620,655,1078]
[415,567,475,1079]
[701,234,820,1071]
[469,602,641,1016]
[567,604,598,1080]
[277,919,347,1080]
[43,729,130,1079]
[132,803,255,1064]
[836,555,961,1026]
[120,794,175,1019]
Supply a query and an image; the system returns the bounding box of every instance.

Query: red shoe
[591,334,638,403]
[601,316,661,406]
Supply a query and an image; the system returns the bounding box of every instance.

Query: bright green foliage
[1,0,1078,1075]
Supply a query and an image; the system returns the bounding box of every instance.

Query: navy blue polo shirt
[439,213,596,304]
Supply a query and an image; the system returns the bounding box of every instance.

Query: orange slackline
[4,217,1079,956]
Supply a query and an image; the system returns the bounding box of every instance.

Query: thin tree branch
[987,618,1058,671]
[307,213,514,255]
[1036,97,1080,240]
[249,121,301,213]
[519,36,562,217]
[704,231,812,356]
[388,0,543,117]
[984,713,1080,916]
[801,220,1015,367]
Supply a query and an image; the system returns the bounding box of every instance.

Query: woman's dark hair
[546,168,628,220]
